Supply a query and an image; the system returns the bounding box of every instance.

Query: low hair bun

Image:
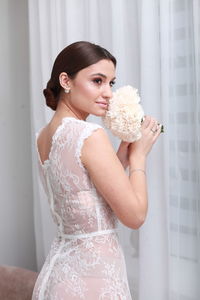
[43,87,58,111]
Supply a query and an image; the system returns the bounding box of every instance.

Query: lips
[96,102,108,109]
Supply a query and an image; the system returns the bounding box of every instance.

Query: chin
[93,110,107,117]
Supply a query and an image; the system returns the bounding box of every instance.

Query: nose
[102,85,113,100]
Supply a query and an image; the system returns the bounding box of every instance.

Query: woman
[32,41,161,299]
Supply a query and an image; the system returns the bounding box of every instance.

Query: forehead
[78,59,116,77]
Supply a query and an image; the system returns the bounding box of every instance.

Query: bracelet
[129,168,146,176]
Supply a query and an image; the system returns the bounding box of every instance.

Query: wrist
[129,153,146,167]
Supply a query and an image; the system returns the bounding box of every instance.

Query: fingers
[142,116,151,128]
[119,141,131,148]
[150,123,160,133]
[142,116,158,129]
[142,115,162,138]
[152,124,162,140]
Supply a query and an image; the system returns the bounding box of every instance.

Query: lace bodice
[36,117,117,236]
[32,117,132,299]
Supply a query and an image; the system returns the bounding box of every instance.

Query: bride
[32,41,162,299]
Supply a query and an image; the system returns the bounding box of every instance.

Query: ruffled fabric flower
[102,85,144,142]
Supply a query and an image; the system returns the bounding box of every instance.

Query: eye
[110,80,116,87]
[93,78,102,85]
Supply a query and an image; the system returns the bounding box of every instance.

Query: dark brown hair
[43,41,117,110]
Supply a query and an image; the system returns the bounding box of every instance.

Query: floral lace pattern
[32,117,132,300]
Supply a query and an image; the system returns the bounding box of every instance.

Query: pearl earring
[64,87,70,93]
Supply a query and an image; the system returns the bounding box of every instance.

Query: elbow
[131,217,145,229]
[123,213,146,230]
[129,202,148,229]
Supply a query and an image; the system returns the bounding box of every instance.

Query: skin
[37,59,162,228]
[55,59,116,121]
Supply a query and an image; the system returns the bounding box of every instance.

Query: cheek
[77,82,100,97]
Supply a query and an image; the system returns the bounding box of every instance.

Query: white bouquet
[102,85,144,142]
[102,85,164,143]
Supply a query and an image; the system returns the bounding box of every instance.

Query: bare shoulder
[37,126,48,150]
[81,126,114,161]
[82,124,125,173]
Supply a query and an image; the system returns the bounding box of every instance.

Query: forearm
[129,155,148,220]
[116,141,130,170]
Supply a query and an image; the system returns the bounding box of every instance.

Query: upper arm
[81,128,143,229]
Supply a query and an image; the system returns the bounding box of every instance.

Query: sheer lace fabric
[32,117,132,300]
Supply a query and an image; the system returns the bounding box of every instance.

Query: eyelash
[93,78,116,87]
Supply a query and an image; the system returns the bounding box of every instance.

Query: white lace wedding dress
[32,117,132,300]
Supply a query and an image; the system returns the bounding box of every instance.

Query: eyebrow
[91,73,116,81]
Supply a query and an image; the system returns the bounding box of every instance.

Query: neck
[59,100,86,121]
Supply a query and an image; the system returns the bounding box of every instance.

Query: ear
[59,72,71,89]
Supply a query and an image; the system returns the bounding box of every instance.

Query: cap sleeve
[75,122,104,171]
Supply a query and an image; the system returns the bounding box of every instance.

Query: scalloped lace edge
[75,124,103,172]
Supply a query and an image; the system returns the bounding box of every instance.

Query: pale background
[0,0,199,299]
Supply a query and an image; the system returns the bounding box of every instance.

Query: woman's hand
[117,116,162,168]
[128,115,162,161]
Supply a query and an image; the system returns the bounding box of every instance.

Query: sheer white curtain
[137,0,200,299]
[162,1,200,299]
[136,2,169,299]
[28,0,200,299]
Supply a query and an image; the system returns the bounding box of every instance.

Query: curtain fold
[137,1,169,299]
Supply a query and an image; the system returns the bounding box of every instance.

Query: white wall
[0,0,37,270]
